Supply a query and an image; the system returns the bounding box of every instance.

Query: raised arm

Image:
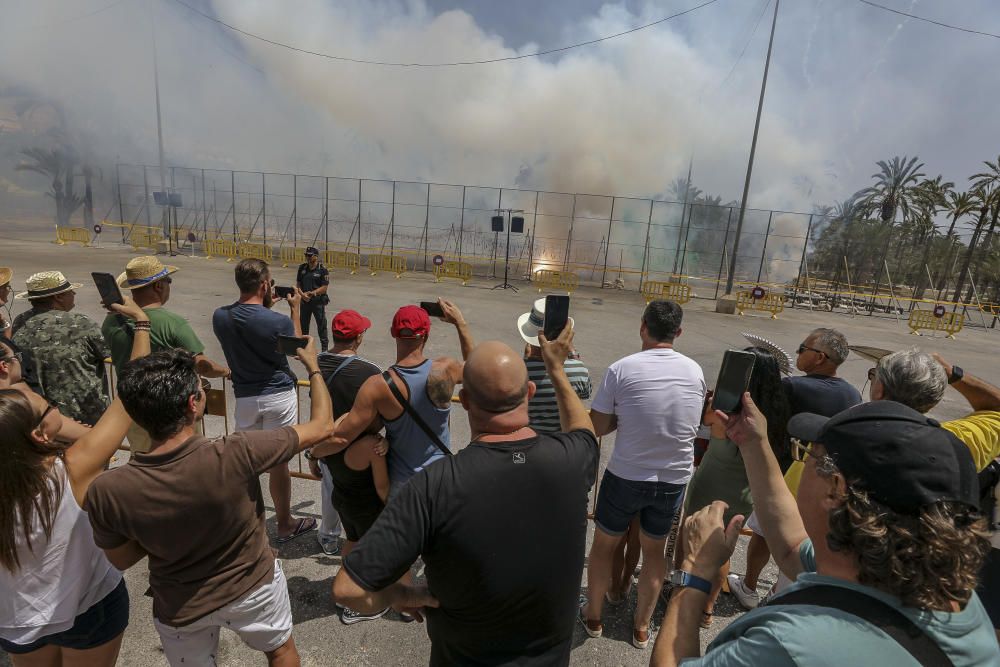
[717,393,808,580]
[310,376,385,458]
[66,298,150,505]
[286,289,303,337]
[194,353,230,379]
[439,299,474,361]
[539,323,594,435]
[935,353,1000,412]
[291,337,334,450]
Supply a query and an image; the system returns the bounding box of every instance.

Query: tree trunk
[952,206,989,303]
[933,211,962,300]
[83,166,94,228]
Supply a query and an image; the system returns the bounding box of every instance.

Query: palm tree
[965,156,1000,301]
[910,176,953,299]
[934,190,976,300]
[16,147,84,226]
[951,185,996,303]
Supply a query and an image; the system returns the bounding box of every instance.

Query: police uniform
[296,258,330,351]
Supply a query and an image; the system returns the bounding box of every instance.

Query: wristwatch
[669,570,713,595]
[303,450,314,461]
[949,365,964,385]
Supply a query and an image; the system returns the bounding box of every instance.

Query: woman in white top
[0,297,148,666]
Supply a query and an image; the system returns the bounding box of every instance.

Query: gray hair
[876,348,947,413]
[810,328,849,365]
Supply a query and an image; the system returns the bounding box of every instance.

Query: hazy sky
[2,0,998,213]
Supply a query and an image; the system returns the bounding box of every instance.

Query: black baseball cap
[788,401,978,516]
[304,246,319,256]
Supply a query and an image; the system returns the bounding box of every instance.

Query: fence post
[201,169,207,241]
[390,180,396,254]
[231,171,237,241]
[791,214,814,307]
[357,179,363,256]
[458,186,466,263]
[115,164,126,243]
[143,165,152,229]
[423,184,430,271]
[563,195,576,271]
[756,210,774,283]
[293,174,297,248]
[325,177,330,249]
[639,199,654,292]
[261,172,266,245]
[601,197,616,287]
[714,208,735,300]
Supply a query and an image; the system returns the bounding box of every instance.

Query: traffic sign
[432,254,445,266]
[93,224,102,234]
[751,286,766,299]
[933,304,946,318]
[187,232,197,243]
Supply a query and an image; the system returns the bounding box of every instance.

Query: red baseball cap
[391,305,431,339]
[331,309,371,339]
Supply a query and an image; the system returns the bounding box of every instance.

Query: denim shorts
[593,471,685,539]
[0,579,129,655]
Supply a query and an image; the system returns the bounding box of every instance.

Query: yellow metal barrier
[736,289,785,319]
[55,226,90,246]
[131,230,161,252]
[325,250,361,274]
[908,307,964,339]
[433,261,473,286]
[368,254,407,278]
[640,280,691,305]
[204,238,239,261]
[534,269,579,294]
[238,243,274,263]
[279,246,305,268]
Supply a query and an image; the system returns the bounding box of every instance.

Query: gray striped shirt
[525,358,592,433]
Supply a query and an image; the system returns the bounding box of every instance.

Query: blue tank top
[384,360,451,484]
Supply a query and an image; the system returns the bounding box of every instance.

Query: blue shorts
[0,579,129,655]
[594,471,685,540]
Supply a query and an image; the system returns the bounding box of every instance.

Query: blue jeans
[594,471,685,539]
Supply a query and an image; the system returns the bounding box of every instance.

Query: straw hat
[16,271,82,300]
[0,267,11,288]
[116,256,179,290]
[741,332,794,375]
[517,297,574,347]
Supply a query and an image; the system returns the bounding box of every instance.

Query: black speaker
[510,216,524,233]
[491,215,504,232]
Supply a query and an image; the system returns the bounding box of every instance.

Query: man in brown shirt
[85,338,332,667]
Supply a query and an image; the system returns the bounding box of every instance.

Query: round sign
[432,254,445,266]
[751,286,766,300]
[933,304,946,318]
[187,232,197,243]
[93,224,102,234]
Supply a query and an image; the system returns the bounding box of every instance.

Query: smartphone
[713,350,756,414]
[274,286,296,299]
[420,301,444,318]
[91,272,124,306]
[276,334,310,356]
[543,295,570,341]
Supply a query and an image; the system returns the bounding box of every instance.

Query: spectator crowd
[1,254,999,667]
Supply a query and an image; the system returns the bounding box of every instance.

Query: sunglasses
[796,344,825,357]
[790,437,813,463]
[0,350,22,365]
[38,402,57,425]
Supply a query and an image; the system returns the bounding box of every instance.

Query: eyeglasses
[790,437,813,462]
[38,402,56,425]
[796,344,826,357]
[0,351,22,365]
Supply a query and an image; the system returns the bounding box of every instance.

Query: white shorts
[235,389,298,432]
[154,560,293,667]
[745,510,762,536]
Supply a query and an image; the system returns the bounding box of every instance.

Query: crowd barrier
[433,261,473,286]
[55,226,90,246]
[325,250,361,275]
[204,238,239,261]
[534,269,579,295]
[907,307,965,339]
[130,230,162,252]
[279,246,305,268]
[238,243,273,263]
[368,254,407,278]
[736,289,785,319]
[640,280,691,305]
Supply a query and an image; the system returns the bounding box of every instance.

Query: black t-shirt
[344,429,599,666]
[783,374,862,418]
[316,353,381,418]
[296,262,330,304]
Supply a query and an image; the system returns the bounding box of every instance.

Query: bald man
[334,327,597,666]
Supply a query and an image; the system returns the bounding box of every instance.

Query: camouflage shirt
[12,308,110,426]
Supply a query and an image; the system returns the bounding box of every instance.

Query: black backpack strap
[766,585,954,667]
[382,370,452,457]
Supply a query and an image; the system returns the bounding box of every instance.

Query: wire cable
[166,0,724,67]
[26,0,132,30]
[857,0,1000,40]
[716,0,771,90]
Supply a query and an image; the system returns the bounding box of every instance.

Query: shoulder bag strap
[326,355,356,382]
[766,585,954,667]
[382,370,452,457]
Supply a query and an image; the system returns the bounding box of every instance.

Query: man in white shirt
[581,300,706,650]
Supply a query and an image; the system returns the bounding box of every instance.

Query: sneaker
[341,607,389,625]
[632,626,654,649]
[727,574,760,609]
[400,611,416,623]
[319,539,341,556]
[577,597,603,638]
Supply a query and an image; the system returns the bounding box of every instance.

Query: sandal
[700,610,714,629]
[276,517,317,544]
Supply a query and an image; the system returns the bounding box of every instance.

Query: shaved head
[463,341,529,414]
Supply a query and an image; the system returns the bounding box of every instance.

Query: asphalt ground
[1,230,996,666]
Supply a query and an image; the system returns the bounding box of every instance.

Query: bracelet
[308,370,322,379]
[133,321,151,331]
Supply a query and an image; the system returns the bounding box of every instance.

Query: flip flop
[276,517,317,544]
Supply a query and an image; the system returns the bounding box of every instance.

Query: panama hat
[741,332,794,375]
[517,297,574,347]
[116,256,179,290]
[16,271,82,300]
[0,267,11,288]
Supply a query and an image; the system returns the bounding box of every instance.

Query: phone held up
[543,295,570,342]
[276,334,310,356]
[91,272,124,306]
[712,350,756,414]
[273,286,296,299]
[419,301,445,318]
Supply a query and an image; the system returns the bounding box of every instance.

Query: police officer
[296,246,330,351]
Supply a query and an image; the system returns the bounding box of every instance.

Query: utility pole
[149,0,172,253]
[725,0,780,295]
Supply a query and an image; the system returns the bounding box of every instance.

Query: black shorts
[0,578,128,654]
[335,502,384,542]
[978,547,1000,628]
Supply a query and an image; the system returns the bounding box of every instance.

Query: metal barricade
[238,243,274,263]
[204,238,239,261]
[736,290,785,319]
[131,230,161,252]
[534,269,579,295]
[433,261,473,286]
[324,250,361,275]
[368,254,407,278]
[908,308,964,339]
[55,226,91,246]
[279,246,305,268]
[640,280,691,305]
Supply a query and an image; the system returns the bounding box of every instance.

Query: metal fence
[115,163,829,301]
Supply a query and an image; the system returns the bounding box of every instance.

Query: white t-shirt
[591,347,706,484]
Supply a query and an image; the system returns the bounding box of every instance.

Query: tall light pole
[149,0,171,252]
[725,0,780,295]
